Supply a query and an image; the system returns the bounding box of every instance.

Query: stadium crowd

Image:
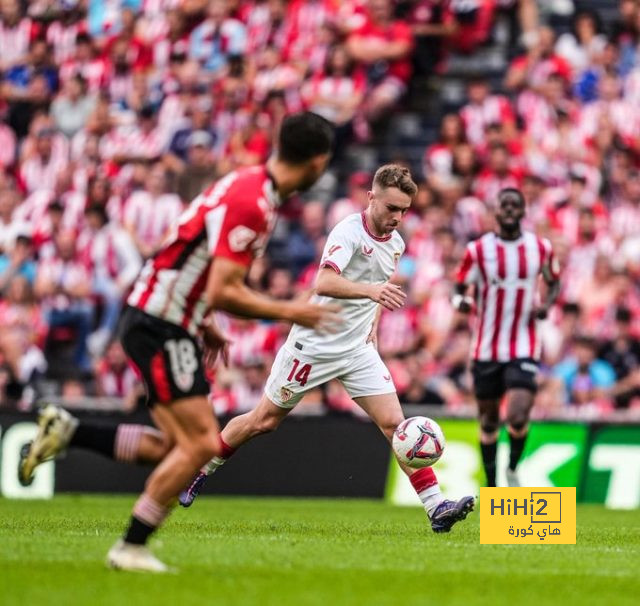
[1,0,640,419]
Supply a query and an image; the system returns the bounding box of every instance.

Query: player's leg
[18,404,171,486]
[472,361,505,488]
[353,391,474,532]
[18,306,178,485]
[180,346,317,507]
[346,347,474,532]
[503,359,539,486]
[109,394,221,572]
[179,393,292,506]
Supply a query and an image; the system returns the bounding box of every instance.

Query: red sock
[219,436,236,459]
[409,467,443,516]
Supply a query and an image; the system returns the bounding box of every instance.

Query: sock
[409,467,444,517]
[508,432,527,471]
[70,423,118,458]
[124,494,170,545]
[480,441,498,487]
[202,436,236,475]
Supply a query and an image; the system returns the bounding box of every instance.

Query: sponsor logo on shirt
[362,245,374,256]
[228,225,257,252]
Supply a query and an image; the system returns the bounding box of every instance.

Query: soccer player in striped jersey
[179,165,475,532]
[18,112,340,572]
[453,188,560,488]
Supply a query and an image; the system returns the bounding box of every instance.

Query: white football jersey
[286,212,405,359]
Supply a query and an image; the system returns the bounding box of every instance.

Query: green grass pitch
[1,496,638,606]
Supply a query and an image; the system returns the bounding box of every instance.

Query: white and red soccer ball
[392,416,445,468]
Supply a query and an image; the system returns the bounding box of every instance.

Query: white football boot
[506,468,521,487]
[107,540,170,573]
[18,404,78,486]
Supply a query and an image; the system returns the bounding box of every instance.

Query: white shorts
[265,345,396,409]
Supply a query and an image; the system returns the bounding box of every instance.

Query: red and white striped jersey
[127,166,280,336]
[456,231,560,362]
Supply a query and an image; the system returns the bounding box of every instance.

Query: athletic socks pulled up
[480,441,498,487]
[409,467,444,517]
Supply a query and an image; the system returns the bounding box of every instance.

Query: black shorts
[118,306,209,407]
[471,358,539,401]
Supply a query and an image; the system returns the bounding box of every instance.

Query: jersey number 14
[287,358,312,387]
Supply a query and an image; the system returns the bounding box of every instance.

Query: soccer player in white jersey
[180,164,475,532]
[453,188,560,487]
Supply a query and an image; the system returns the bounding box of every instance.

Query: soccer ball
[392,416,445,468]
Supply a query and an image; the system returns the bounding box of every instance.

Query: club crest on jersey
[280,387,294,402]
[228,225,257,252]
[362,245,374,256]
[327,245,342,256]
[393,252,401,265]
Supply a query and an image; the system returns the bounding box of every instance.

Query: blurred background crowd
[1,0,639,419]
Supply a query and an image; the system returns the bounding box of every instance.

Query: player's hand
[200,317,230,371]
[532,306,549,321]
[452,294,474,314]
[368,282,406,311]
[291,302,343,334]
[366,325,378,349]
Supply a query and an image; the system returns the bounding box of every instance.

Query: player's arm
[534,240,561,320]
[315,266,406,311]
[206,257,341,331]
[451,244,477,314]
[366,304,383,348]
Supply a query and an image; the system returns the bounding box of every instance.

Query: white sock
[418,486,445,518]
[201,456,226,476]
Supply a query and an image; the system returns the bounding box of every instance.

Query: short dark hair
[277,112,334,165]
[498,187,525,205]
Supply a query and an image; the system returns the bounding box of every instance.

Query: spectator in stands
[0,0,40,72]
[189,0,247,76]
[79,204,141,356]
[0,274,47,390]
[598,306,640,409]
[286,200,327,277]
[449,0,497,54]
[472,142,523,205]
[175,130,218,202]
[302,44,366,155]
[0,235,37,294]
[51,74,96,137]
[18,125,68,195]
[94,339,140,409]
[504,25,571,92]
[407,0,458,77]
[346,0,413,132]
[123,163,183,259]
[460,77,517,147]
[551,335,616,407]
[34,229,94,373]
[555,10,607,76]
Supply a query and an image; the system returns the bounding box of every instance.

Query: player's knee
[143,429,172,462]
[480,415,500,435]
[507,416,528,432]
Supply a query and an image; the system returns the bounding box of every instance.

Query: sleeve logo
[228,225,257,252]
[327,245,342,256]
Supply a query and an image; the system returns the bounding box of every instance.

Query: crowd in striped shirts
[0,1,639,417]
